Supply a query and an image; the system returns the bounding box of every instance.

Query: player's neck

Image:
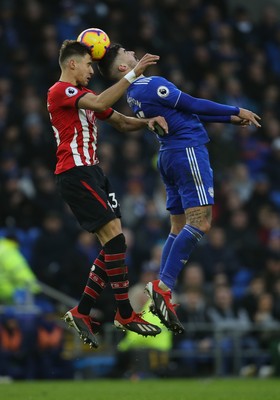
[59,72,78,86]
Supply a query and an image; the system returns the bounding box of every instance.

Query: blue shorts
[157,145,214,214]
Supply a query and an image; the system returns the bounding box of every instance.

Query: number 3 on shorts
[109,192,118,208]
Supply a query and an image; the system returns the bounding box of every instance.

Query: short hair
[59,40,92,67]
[97,43,122,80]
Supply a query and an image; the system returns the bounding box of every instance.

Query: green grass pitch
[0,378,279,400]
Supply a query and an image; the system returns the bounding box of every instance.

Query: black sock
[104,233,133,319]
[78,250,108,315]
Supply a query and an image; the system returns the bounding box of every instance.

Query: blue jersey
[126,75,239,211]
[127,76,209,150]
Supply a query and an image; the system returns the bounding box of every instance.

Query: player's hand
[147,116,168,136]
[238,108,261,128]
[230,115,251,126]
[134,53,160,76]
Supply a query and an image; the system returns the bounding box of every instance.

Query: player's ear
[69,59,76,70]
[118,64,128,73]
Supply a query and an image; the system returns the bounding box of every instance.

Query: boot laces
[162,290,179,310]
[132,311,150,324]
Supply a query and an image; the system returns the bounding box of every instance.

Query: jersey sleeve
[176,92,240,116]
[149,77,239,116]
[49,83,114,119]
[50,84,87,109]
[197,115,231,123]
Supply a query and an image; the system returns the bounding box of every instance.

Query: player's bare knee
[185,206,212,233]
[171,222,185,235]
[185,217,212,234]
[200,219,212,234]
[170,214,185,235]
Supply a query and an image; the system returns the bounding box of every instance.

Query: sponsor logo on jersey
[208,187,214,197]
[157,86,169,98]
[65,86,78,97]
[127,96,141,108]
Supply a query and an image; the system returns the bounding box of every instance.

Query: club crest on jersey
[208,187,214,197]
[86,109,96,124]
[65,86,78,97]
[157,86,169,98]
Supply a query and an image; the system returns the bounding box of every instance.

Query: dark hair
[59,40,92,66]
[97,43,122,80]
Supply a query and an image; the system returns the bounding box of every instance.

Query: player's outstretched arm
[198,114,259,127]
[176,92,262,128]
[106,110,168,134]
[78,53,160,113]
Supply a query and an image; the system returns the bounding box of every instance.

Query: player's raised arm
[78,53,160,112]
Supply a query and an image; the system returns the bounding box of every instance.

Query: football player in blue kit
[98,44,261,334]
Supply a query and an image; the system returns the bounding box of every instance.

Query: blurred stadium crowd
[1,0,280,379]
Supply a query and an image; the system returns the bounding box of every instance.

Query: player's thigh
[176,146,215,209]
[157,152,184,215]
[56,166,121,233]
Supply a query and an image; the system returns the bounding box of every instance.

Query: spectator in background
[272,278,280,321]
[266,138,280,208]
[254,292,280,341]
[229,163,254,203]
[35,312,73,379]
[62,231,101,299]
[245,174,273,226]
[265,25,280,78]
[252,292,280,376]
[31,211,73,291]
[0,314,36,379]
[262,251,280,293]
[178,262,205,294]
[132,211,169,272]
[33,169,65,220]
[256,205,280,249]
[208,285,258,375]
[140,242,163,282]
[192,225,240,283]
[121,176,148,229]
[236,124,269,178]
[0,235,40,306]
[225,208,261,272]
[241,276,266,322]
[173,288,213,376]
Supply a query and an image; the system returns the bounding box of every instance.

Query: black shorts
[55,165,121,233]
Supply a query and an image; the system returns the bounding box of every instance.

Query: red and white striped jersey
[47,81,113,174]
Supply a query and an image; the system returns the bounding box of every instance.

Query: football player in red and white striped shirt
[47,40,168,347]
